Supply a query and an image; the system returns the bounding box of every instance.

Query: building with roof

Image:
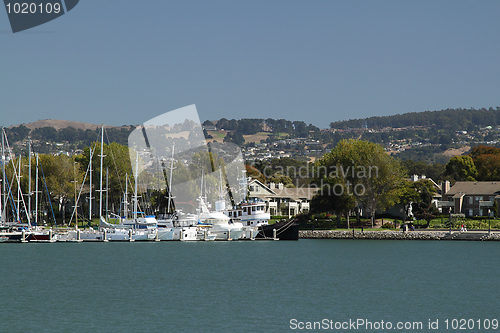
[247,179,318,217]
[439,181,500,217]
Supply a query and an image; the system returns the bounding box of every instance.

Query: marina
[0,122,301,243]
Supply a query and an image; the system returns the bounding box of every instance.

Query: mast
[0,155,2,224]
[35,153,39,226]
[105,167,109,221]
[133,152,139,220]
[124,173,128,219]
[98,124,105,219]
[28,137,31,222]
[167,144,174,213]
[17,156,21,223]
[1,128,5,224]
[73,156,78,228]
[157,156,160,213]
[89,145,93,221]
[200,169,204,200]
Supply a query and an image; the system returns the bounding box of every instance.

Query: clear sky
[1,0,499,128]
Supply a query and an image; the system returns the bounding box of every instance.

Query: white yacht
[157,212,215,241]
[198,197,244,240]
[100,214,158,241]
[223,199,270,239]
[62,228,104,242]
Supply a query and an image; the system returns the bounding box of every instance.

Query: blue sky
[1,0,499,128]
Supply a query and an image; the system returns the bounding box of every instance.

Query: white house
[247,179,318,217]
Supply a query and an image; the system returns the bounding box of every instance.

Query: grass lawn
[207,131,226,142]
[300,215,500,230]
[243,132,271,143]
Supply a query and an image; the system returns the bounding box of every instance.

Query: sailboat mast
[89,145,93,221]
[167,144,174,213]
[124,173,128,219]
[200,170,204,199]
[17,156,21,223]
[1,128,5,224]
[134,152,139,220]
[73,156,78,228]
[28,137,31,222]
[98,124,105,220]
[35,153,39,226]
[105,167,109,221]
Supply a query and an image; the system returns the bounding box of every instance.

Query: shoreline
[299,230,500,241]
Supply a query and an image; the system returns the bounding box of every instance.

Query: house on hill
[247,179,317,217]
[439,181,500,217]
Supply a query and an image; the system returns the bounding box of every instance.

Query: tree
[223,132,245,146]
[444,155,477,181]
[245,164,266,183]
[39,154,84,225]
[268,173,294,187]
[469,145,500,181]
[310,175,357,228]
[411,179,439,228]
[312,139,404,227]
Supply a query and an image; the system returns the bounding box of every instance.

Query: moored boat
[257,220,299,240]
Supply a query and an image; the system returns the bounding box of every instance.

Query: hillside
[14,119,130,131]
[5,108,500,164]
[329,107,500,130]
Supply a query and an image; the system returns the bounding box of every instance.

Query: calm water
[0,240,498,332]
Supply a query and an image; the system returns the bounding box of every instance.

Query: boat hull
[257,221,299,240]
[0,233,25,242]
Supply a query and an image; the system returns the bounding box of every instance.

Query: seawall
[299,230,500,241]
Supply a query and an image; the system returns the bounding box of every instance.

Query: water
[0,240,499,332]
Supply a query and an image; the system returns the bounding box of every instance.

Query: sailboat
[62,127,106,241]
[154,145,215,241]
[99,149,158,241]
[0,129,39,242]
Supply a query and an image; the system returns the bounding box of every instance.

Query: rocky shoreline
[299,230,500,241]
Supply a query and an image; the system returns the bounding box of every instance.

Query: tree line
[444,145,500,182]
[4,125,135,147]
[329,107,500,130]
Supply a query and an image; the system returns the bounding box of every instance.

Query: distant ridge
[329,107,500,129]
[12,119,126,131]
